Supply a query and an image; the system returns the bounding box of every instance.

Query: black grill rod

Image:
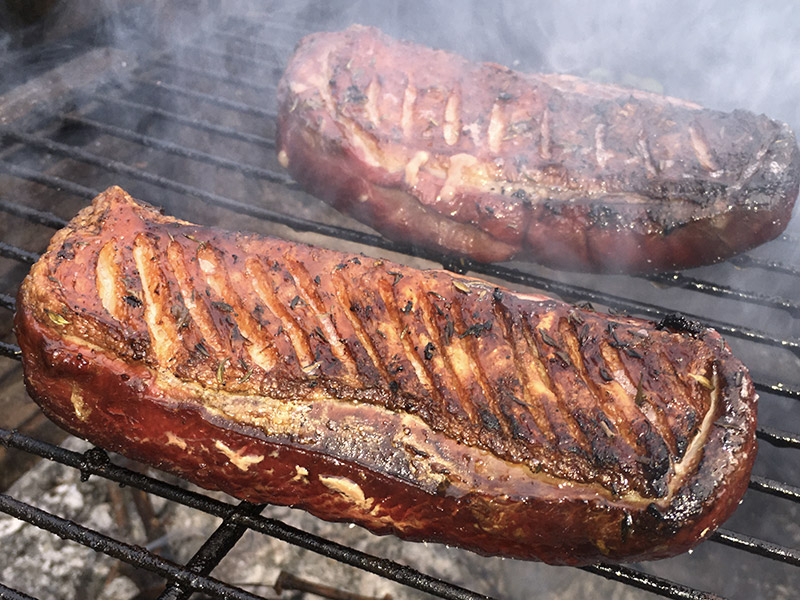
[644,271,800,318]
[0,242,37,265]
[148,56,277,94]
[1,126,798,357]
[580,565,723,600]
[0,161,100,202]
[156,501,266,600]
[728,254,800,278]
[60,114,287,184]
[712,528,800,567]
[754,381,800,402]
[174,42,286,72]
[749,475,800,502]
[0,583,40,600]
[213,19,310,43]
[0,293,15,312]
[84,93,276,148]
[0,196,69,229]
[134,78,277,119]
[0,494,271,600]
[0,341,21,359]
[218,14,311,38]
[0,429,497,600]
[757,425,800,449]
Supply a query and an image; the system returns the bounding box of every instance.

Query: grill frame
[1,4,799,600]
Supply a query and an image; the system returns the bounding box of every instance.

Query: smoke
[257,0,800,131]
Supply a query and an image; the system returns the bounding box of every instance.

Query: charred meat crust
[15,186,757,565]
[276,25,799,273]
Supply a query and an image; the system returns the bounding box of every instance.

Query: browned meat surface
[276,25,799,272]
[15,186,757,564]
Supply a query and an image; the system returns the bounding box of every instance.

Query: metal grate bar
[0,292,15,311]
[134,78,277,118]
[0,583,40,600]
[0,161,100,200]
[0,493,270,600]
[176,42,284,71]
[0,341,21,359]
[645,272,800,317]
[0,242,38,265]
[711,528,800,567]
[0,197,69,229]
[749,475,800,502]
[753,382,800,402]
[85,94,276,148]
[728,254,800,278]
[156,501,266,600]
[756,426,800,449]
[150,56,277,94]
[210,25,306,51]
[61,114,286,182]
[580,565,722,600]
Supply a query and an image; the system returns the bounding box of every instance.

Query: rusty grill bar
[0,4,799,600]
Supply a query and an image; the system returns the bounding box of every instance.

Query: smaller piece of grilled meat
[276,25,799,273]
[15,187,757,565]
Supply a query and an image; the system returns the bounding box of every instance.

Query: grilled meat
[276,25,799,273]
[15,186,757,565]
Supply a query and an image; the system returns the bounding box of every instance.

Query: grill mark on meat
[688,125,718,172]
[520,314,590,453]
[195,244,279,373]
[401,77,417,138]
[736,142,772,190]
[637,133,659,176]
[558,319,641,472]
[404,150,429,187]
[599,341,671,456]
[622,344,685,455]
[443,89,461,146]
[246,257,315,370]
[492,302,551,444]
[167,240,228,358]
[96,239,125,322]
[284,256,360,384]
[440,293,505,430]
[453,299,515,440]
[539,107,551,160]
[439,153,478,203]
[330,270,392,387]
[656,354,701,457]
[376,276,442,405]
[133,234,186,368]
[365,78,381,128]
[595,124,613,169]
[487,101,504,153]
[415,290,479,425]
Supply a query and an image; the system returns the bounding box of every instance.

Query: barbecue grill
[1,2,798,599]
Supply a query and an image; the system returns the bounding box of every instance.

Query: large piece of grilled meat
[15,187,757,565]
[276,25,799,273]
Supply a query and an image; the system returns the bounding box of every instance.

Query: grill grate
[0,3,799,599]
